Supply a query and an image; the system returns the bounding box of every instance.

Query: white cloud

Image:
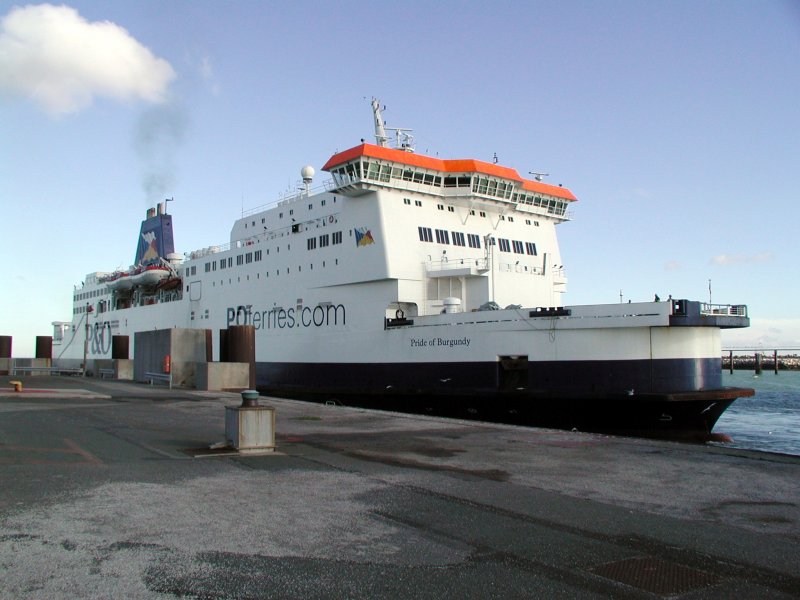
[710,252,773,266]
[663,260,682,271]
[722,318,800,349]
[0,4,175,116]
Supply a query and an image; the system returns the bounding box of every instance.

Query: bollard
[224,390,275,453]
[240,389,260,407]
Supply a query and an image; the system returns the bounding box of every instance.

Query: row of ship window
[198,230,344,272]
[204,258,341,289]
[204,249,263,272]
[418,227,537,256]
[74,288,106,302]
[242,198,336,229]
[403,197,540,226]
[307,231,343,251]
[335,160,569,216]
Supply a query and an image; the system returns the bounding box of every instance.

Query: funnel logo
[140,231,159,262]
[354,227,374,247]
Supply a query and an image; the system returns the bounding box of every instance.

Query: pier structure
[722,347,800,374]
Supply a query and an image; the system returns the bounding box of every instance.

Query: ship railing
[701,303,748,317]
[426,258,489,272]
[239,179,335,218]
[185,211,345,261]
[186,242,232,260]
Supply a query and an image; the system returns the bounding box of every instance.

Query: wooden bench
[145,371,172,389]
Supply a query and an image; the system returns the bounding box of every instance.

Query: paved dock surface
[1,376,798,599]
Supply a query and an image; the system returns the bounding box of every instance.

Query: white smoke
[133,102,189,203]
[0,4,175,116]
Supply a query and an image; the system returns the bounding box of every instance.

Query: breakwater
[722,352,800,372]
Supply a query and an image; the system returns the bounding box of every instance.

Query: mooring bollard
[240,389,260,407]
[224,390,276,453]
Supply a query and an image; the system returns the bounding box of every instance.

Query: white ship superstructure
[53,100,753,434]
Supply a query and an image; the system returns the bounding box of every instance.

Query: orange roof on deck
[321,144,577,202]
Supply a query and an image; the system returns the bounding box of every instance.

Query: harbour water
[714,370,800,456]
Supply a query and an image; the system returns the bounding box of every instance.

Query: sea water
[714,370,800,456]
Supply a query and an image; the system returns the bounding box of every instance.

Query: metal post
[774,349,778,374]
[83,303,89,376]
[754,352,762,375]
[729,350,733,375]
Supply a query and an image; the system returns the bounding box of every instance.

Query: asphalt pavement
[1,375,798,599]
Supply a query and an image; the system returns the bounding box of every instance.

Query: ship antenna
[528,171,549,182]
[370,97,414,152]
[371,98,389,147]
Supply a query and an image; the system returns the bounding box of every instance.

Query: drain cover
[589,556,720,596]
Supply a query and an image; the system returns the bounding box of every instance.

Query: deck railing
[701,303,748,317]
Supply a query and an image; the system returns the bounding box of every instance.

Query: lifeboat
[130,265,171,287]
[156,276,182,291]
[105,271,133,291]
[105,264,172,290]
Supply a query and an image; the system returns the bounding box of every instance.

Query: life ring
[328,215,334,224]
[395,309,405,319]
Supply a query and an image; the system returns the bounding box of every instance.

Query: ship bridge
[321,143,577,222]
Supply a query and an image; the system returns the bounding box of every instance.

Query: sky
[1,0,799,357]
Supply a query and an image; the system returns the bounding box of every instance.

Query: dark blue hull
[255,357,754,435]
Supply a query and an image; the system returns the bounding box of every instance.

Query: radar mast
[371,98,414,152]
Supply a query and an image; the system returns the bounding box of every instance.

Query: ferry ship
[52,100,753,435]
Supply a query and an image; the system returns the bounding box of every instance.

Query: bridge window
[418,226,433,243]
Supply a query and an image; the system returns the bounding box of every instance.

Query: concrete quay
[1,376,798,599]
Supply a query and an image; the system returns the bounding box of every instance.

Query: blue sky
[1,0,798,356]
